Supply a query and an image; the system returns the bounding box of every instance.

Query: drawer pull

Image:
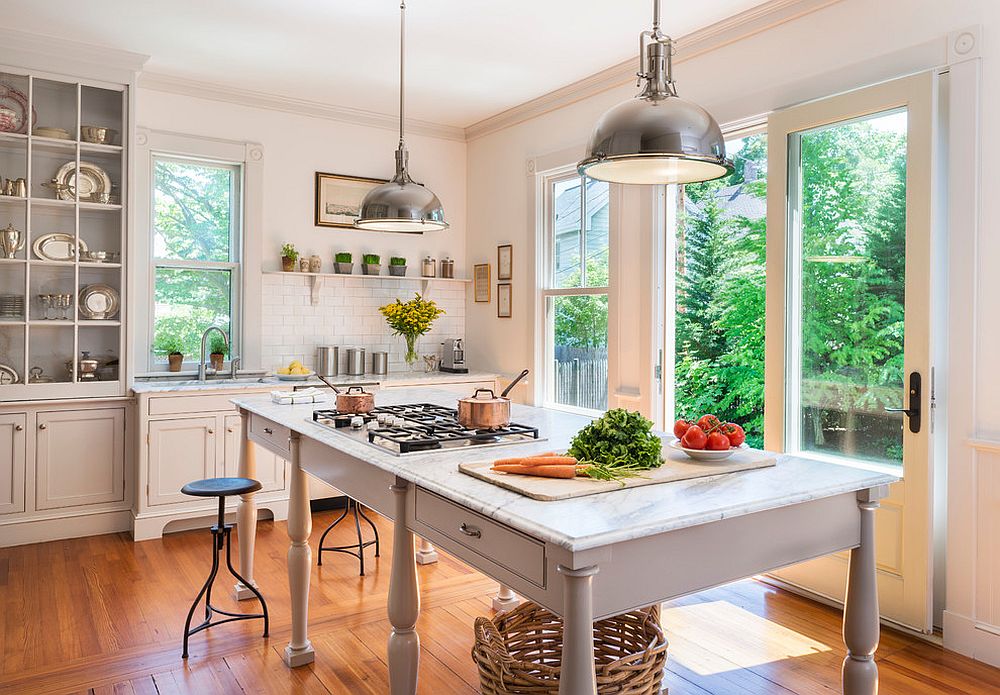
[15,424,23,431]
[459,522,482,539]
[264,427,273,435]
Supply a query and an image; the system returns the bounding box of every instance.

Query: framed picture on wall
[497,283,512,318]
[497,244,513,280]
[314,172,388,228]
[474,263,491,302]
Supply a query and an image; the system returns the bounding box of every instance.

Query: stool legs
[317,498,380,575]
[182,497,269,658]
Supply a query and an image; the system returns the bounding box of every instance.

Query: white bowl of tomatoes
[671,415,747,462]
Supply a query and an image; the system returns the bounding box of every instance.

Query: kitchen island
[231,387,897,695]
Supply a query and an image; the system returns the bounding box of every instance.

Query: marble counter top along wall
[261,273,466,373]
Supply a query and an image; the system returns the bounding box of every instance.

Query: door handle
[38,423,47,430]
[885,372,921,434]
[15,424,23,431]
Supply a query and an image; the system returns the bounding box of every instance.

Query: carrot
[492,455,577,467]
[490,464,578,479]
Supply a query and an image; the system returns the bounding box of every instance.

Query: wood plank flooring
[1,510,998,694]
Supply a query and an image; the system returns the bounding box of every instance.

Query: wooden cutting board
[458,446,778,501]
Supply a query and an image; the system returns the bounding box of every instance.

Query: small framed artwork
[474,263,491,303]
[497,244,513,280]
[315,172,388,228]
[497,283,512,318]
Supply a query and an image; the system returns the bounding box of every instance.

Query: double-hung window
[149,154,242,369]
[541,173,611,413]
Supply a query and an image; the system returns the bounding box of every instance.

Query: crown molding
[138,72,466,143]
[464,0,845,141]
[0,28,149,84]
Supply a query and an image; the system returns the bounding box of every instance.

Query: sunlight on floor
[661,600,833,676]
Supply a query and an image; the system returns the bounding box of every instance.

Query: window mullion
[580,175,588,287]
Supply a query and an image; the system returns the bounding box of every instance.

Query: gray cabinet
[0,413,27,515]
[35,408,125,510]
[147,417,217,506]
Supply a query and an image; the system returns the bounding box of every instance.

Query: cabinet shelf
[262,270,471,306]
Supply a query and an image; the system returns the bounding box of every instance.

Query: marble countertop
[131,370,498,394]
[232,387,899,553]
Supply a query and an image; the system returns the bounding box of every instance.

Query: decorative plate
[0,84,34,134]
[78,283,119,320]
[0,363,19,385]
[272,371,316,381]
[668,440,748,463]
[53,160,111,202]
[32,233,87,262]
[33,126,72,140]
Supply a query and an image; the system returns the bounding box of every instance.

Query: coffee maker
[440,338,468,373]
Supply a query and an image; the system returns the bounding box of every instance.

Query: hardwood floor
[1,510,999,694]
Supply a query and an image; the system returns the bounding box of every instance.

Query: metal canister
[346,347,366,375]
[440,258,454,278]
[421,256,436,278]
[372,351,388,375]
[316,346,339,377]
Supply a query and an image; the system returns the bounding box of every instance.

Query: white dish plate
[272,371,316,381]
[668,439,748,462]
[0,363,19,385]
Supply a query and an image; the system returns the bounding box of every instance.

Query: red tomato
[706,432,731,451]
[673,419,693,439]
[697,414,721,432]
[721,422,746,447]
[681,425,707,450]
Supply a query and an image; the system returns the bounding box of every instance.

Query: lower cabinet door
[148,417,218,506]
[0,413,27,515]
[36,408,125,510]
[223,415,285,492]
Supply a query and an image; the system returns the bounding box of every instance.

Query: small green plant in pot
[334,251,353,274]
[389,256,407,277]
[281,243,299,271]
[362,253,381,276]
[208,333,229,371]
[155,334,185,372]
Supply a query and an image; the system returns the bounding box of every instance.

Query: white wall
[465,0,1000,664]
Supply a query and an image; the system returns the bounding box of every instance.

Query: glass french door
[764,72,938,632]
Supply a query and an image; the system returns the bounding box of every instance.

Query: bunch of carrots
[490,452,647,482]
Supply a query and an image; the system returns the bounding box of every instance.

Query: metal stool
[317,498,380,575]
[180,477,269,658]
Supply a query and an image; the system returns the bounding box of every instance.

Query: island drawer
[414,487,545,587]
[249,415,292,457]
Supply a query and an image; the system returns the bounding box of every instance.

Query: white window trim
[133,129,263,375]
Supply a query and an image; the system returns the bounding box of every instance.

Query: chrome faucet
[198,326,230,381]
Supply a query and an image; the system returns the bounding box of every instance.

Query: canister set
[317,345,390,377]
[420,256,455,278]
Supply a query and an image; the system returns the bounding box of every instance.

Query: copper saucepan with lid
[457,369,529,430]
[317,375,376,414]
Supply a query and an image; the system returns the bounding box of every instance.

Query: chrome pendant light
[355,1,448,233]
[577,0,733,185]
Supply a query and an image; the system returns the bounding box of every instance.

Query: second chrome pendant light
[578,0,733,185]
[355,1,448,233]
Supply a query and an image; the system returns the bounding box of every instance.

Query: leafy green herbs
[567,409,663,481]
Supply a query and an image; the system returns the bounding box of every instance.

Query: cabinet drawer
[415,487,544,587]
[249,414,291,457]
[149,394,241,416]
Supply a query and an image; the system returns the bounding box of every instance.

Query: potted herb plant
[155,334,185,372]
[389,256,407,277]
[362,253,381,276]
[281,243,299,272]
[208,333,228,371]
[334,252,354,274]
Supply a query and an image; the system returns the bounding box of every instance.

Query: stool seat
[181,477,262,497]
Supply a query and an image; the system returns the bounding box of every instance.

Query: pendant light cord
[399,1,406,149]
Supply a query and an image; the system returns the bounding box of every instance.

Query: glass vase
[403,334,421,371]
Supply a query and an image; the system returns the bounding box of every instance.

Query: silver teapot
[0,223,24,259]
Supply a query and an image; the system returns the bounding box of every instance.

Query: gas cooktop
[311,403,542,456]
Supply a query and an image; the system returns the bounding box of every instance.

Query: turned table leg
[558,565,599,695]
[388,479,420,695]
[492,584,520,613]
[235,410,260,600]
[284,435,315,667]
[415,537,438,565]
[842,489,882,694]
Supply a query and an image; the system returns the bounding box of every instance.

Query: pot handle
[346,385,366,394]
[472,388,496,399]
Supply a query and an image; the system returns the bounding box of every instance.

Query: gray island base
[229,387,897,695]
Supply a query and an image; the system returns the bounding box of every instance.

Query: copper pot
[457,370,529,430]
[335,385,375,414]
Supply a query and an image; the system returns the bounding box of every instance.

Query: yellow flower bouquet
[379,293,446,367]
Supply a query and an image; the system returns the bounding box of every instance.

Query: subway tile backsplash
[261,273,466,373]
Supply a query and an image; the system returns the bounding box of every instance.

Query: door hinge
[929,366,937,434]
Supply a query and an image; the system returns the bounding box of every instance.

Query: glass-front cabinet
[0,69,127,399]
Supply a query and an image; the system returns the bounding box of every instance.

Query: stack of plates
[33,126,71,140]
[0,294,24,318]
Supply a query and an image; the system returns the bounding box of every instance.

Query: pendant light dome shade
[578,0,732,185]
[355,1,448,233]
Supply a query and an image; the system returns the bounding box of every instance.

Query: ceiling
[4,0,770,128]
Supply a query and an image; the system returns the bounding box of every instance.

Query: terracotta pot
[281,256,295,272]
[168,353,184,372]
[210,353,225,371]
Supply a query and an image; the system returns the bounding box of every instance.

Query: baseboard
[131,500,289,541]
[943,610,1000,668]
[0,509,132,547]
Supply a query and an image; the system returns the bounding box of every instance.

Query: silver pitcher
[0,223,24,259]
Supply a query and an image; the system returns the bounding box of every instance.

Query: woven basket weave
[472,602,667,695]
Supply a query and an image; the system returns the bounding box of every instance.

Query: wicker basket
[472,602,667,695]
